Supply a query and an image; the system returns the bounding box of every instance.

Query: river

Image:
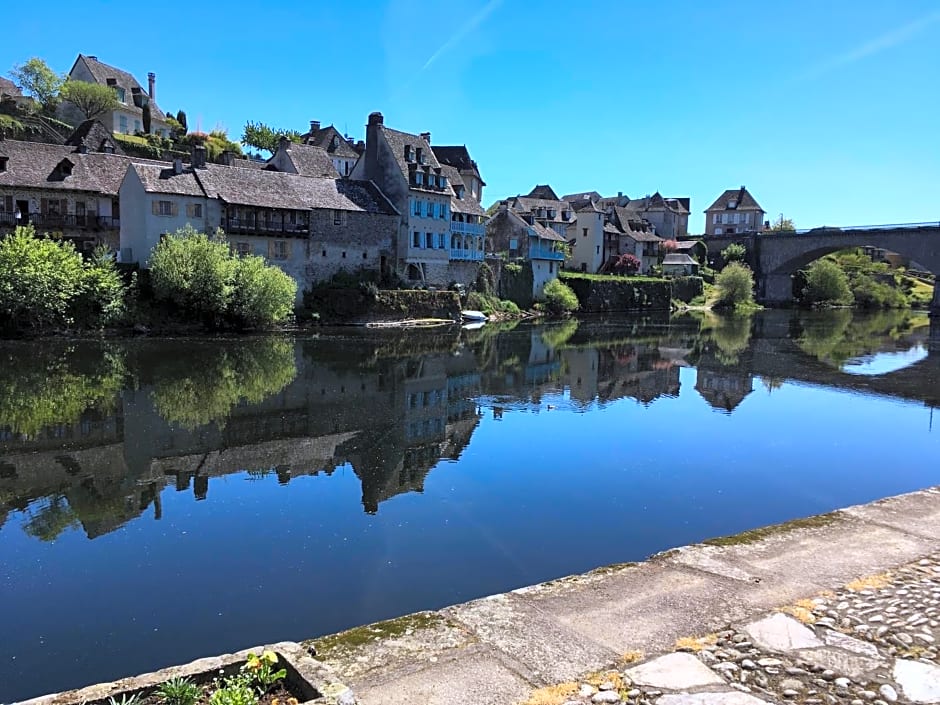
[1,309,939,700]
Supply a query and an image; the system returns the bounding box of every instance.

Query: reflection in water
[1,308,939,700]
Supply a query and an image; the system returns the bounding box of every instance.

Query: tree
[721,243,747,263]
[142,101,152,134]
[768,213,796,232]
[242,120,302,154]
[176,109,188,131]
[229,255,297,327]
[10,57,63,112]
[542,278,579,315]
[714,262,755,308]
[613,252,641,274]
[60,80,119,121]
[802,259,853,306]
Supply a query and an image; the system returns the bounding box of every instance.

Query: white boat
[461,321,486,331]
[461,310,488,322]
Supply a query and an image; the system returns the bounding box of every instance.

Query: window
[322,249,327,257]
[333,209,346,226]
[341,251,346,258]
[412,199,420,216]
[413,231,421,247]
[715,227,723,235]
[739,212,748,224]
[728,199,737,209]
[270,240,289,260]
[596,245,600,255]
[549,261,554,273]
[425,232,433,248]
[713,213,719,224]
[186,203,203,218]
[441,203,448,219]
[152,200,176,216]
[114,87,126,103]
[362,251,368,259]
[428,174,436,187]
[416,171,423,185]
[582,228,588,238]
[119,115,128,133]
[133,120,141,133]
[428,202,436,218]
[0,157,7,173]
[234,242,251,257]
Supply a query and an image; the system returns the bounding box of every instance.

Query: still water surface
[1,309,939,699]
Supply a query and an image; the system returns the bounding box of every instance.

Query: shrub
[474,262,495,296]
[613,253,641,274]
[72,246,126,327]
[230,254,297,327]
[155,677,200,705]
[0,225,85,330]
[721,243,747,263]
[851,274,907,309]
[802,259,853,306]
[542,278,579,315]
[714,262,754,308]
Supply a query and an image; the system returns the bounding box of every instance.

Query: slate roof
[130,162,205,196]
[705,187,764,212]
[0,139,159,195]
[73,54,166,121]
[674,240,704,251]
[513,196,575,224]
[0,77,21,97]
[432,145,485,185]
[612,206,660,241]
[662,253,698,266]
[526,184,560,200]
[196,165,398,214]
[232,157,265,170]
[65,119,125,155]
[272,142,339,178]
[530,221,567,242]
[561,191,602,203]
[303,124,361,159]
[441,165,485,217]
[629,192,690,215]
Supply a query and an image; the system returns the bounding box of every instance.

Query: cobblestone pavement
[522,553,940,705]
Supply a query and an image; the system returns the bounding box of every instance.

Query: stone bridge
[704,224,940,311]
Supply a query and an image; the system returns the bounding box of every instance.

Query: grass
[583,670,627,690]
[906,277,935,308]
[589,561,638,576]
[521,682,579,705]
[702,512,841,547]
[778,601,817,624]
[674,634,718,652]
[621,650,643,664]
[113,132,151,146]
[559,270,666,284]
[308,612,444,659]
[845,573,893,591]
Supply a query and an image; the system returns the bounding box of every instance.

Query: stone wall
[670,276,704,303]
[498,262,536,309]
[563,276,672,313]
[305,289,461,324]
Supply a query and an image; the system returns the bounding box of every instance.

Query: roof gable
[526,184,559,200]
[705,187,764,212]
[73,54,166,120]
[304,124,361,159]
[432,145,485,185]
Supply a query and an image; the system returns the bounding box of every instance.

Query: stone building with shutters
[118,145,400,299]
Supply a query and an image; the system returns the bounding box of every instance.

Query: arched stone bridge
[704,224,940,311]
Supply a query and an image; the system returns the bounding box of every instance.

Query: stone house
[300,121,363,178]
[704,186,765,237]
[567,198,607,273]
[440,164,485,264]
[485,205,565,298]
[61,54,171,138]
[433,145,485,205]
[0,128,151,250]
[266,138,339,178]
[351,112,482,286]
[118,145,399,298]
[661,252,699,276]
[627,192,690,239]
[608,206,662,274]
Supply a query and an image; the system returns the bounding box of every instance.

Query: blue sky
[3,0,938,233]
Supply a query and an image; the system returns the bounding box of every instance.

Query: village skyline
[2,0,937,233]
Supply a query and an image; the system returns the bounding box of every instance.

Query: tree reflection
[700,312,754,366]
[22,495,80,542]
[795,309,921,367]
[150,338,297,429]
[0,344,125,437]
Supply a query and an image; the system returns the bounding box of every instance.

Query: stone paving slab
[843,488,940,541]
[624,653,725,690]
[443,592,621,686]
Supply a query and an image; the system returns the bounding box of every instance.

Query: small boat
[462,321,486,331]
[461,310,488,322]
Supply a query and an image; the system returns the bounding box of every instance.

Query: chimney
[364,112,384,181]
[278,135,290,152]
[173,158,183,175]
[148,72,156,100]
[617,191,622,198]
[420,131,430,144]
[88,55,98,61]
[220,150,235,166]
[77,145,88,154]
[309,120,320,132]
[191,145,206,169]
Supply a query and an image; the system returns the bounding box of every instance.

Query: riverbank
[303,486,940,705]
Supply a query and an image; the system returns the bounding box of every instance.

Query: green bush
[721,243,747,263]
[714,262,754,308]
[542,278,579,315]
[150,226,295,328]
[230,255,297,327]
[851,274,907,309]
[802,259,853,306]
[0,228,124,330]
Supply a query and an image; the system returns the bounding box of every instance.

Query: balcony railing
[450,249,485,261]
[0,213,119,230]
[222,218,309,236]
[529,246,566,261]
[450,221,485,235]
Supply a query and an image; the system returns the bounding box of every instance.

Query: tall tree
[242,120,302,154]
[142,101,152,134]
[176,109,187,131]
[10,57,63,112]
[60,80,119,121]
[768,213,796,232]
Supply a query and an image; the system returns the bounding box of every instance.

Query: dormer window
[0,157,7,172]
[728,199,737,209]
[332,136,339,148]
[456,185,465,199]
[440,176,447,188]
[415,171,423,185]
[405,146,414,162]
[416,147,424,164]
[548,208,556,218]
[57,158,74,177]
[428,173,436,187]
